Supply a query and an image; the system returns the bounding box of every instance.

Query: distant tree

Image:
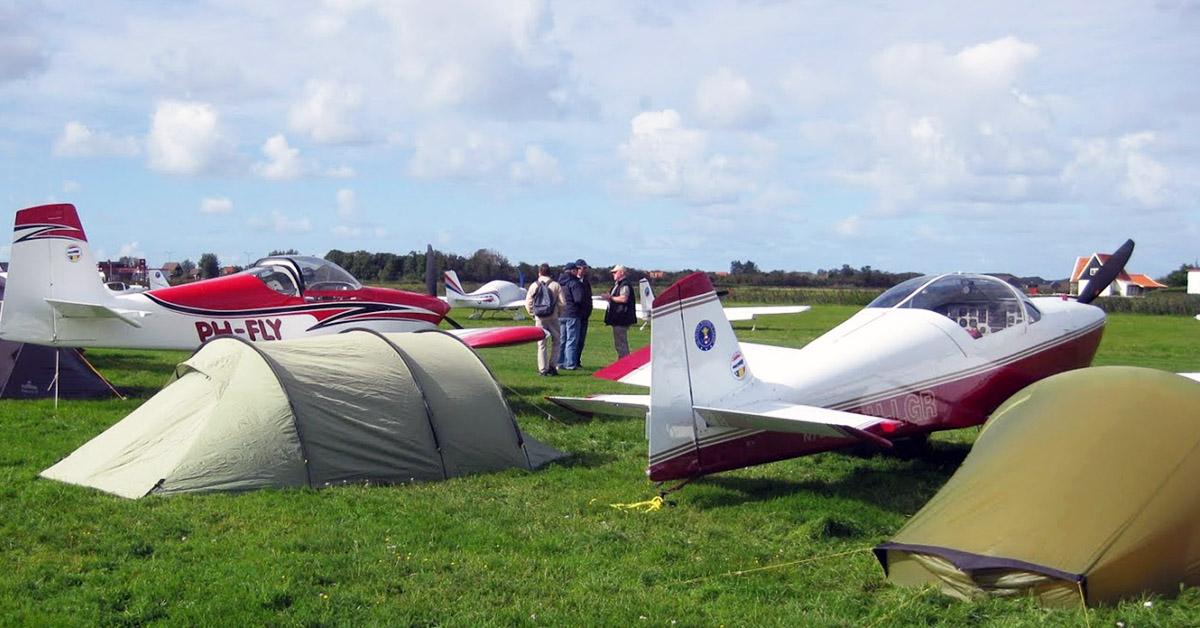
[118,255,139,268]
[1160,263,1193,288]
[198,253,220,279]
[179,259,195,279]
[730,260,760,275]
[269,248,300,256]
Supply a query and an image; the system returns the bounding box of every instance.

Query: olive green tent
[41,330,563,498]
[875,366,1200,607]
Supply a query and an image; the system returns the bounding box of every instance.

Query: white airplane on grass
[551,241,1132,485]
[0,203,546,351]
[104,269,170,295]
[441,270,528,320]
[592,277,810,330]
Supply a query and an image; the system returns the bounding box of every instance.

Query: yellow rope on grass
[1076,580,1092,628]
[609,495,664,513]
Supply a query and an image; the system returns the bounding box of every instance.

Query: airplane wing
[46,298,147,328]
[591,296,649,320]
[693,401,898,448]
[723,305,811,321]
[446,326,547,349]
[502,299,528,310]
[547,394,650,417]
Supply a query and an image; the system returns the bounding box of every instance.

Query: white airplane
[551,241,1132,484]
[593,277,810,329]
[0,203,546,351]
[104,269,170,295]
[442,270,528,320]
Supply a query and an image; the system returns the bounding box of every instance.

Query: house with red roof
[1071,252,1166,298]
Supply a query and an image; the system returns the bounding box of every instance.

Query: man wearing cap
[574,258,594,365]
[555,262,586,370]
[602,264,637,358]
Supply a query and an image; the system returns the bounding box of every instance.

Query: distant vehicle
[551,241,1133,483]
[442,270,528,320]
[0,203,545,351]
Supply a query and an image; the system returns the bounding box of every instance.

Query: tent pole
[54,348,61,409]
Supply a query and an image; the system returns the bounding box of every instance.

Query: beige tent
[41,330,562,498]
[876,366,1200,607]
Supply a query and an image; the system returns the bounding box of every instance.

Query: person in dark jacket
[555,262,586,370]
[601,264,637,358]
[574,258,594,364]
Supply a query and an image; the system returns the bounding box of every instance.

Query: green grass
[2,308,1199,627]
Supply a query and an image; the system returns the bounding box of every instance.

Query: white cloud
[254,211,311,234]
[326,165,356,178]
[693,68,771,130]
[834,214,862,236]
[618,109,759,205]
[1063,132,1172,207]
[331,188,388,238]
[118,241,143,259]
[509,144,563,185]
[0,2,48,81]
[53,121,140,158]
[146,100,234,175]
[201,197,233,214]
[408,128,510,180]
[253,134,314,180]
[62,180,82,194]
[288,79,366,144]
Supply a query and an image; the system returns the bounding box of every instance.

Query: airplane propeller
[425,244,437,297]
[1076,239,1134,305]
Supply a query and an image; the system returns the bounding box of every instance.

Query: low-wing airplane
[551,242,1132,484]
[0,204,545,351]
[592,277,810,329]
[442,270,528,320]
[104,268,170,295]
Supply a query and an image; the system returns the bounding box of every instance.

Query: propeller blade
[425,244,436,297]
[1076,239,1134,305]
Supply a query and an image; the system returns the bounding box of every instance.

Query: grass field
[2,307,1200,627]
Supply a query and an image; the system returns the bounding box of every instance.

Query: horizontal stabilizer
[693,402,896,448]
[724,305,811,321]
[548,394,650,418]
[46,299,145,328]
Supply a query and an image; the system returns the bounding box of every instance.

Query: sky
[1,0,1198,279]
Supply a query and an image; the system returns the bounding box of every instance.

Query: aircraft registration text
[196,318,284,343]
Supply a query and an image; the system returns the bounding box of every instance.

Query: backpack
[530,281,555,317]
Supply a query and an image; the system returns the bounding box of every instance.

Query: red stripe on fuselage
[647,324,1105,481]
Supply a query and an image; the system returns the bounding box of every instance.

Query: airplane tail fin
[0,204,116,344]
[147,268,169,290]
[647,272,755,480]
[637,277,654,323]
[443,270,467,306]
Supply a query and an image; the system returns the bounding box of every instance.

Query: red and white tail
[0,204,117,345]
[647,272,755,480]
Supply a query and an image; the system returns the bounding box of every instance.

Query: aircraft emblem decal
[731,351,747,380]
[65,244,82,262]
[695,320,716,351]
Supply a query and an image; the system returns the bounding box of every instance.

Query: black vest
[604,278,637,326]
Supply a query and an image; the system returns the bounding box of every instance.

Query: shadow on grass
[687,441,971,514]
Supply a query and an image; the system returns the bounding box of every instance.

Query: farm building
[1070,252,1165,298]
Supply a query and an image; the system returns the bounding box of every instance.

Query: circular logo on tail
[65,244,82,262]
[730,351,747,380]
[694,320,716,351]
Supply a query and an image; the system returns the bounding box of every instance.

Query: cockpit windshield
[251,256,363,293]
[868,273,1035,338]
[289,256,362,291]
[246,266,299,296]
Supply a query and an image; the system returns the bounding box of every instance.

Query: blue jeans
[557,316,581,368]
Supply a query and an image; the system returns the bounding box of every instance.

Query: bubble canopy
[867,273,1041,336]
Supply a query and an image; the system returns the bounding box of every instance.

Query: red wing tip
[461,326,546,349]
[594,345,651,381]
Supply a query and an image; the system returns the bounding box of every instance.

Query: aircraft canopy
[868,273,1041,336]
[251,256,363,294]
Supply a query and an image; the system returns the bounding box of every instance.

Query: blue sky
[2,0,1198,278]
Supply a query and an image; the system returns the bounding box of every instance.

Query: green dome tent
[41,330,563,498]
[875,366,1200,607]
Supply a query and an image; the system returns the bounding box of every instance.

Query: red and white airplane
[551,243,1132,483]
[0,203,546,351]
[442,270,528,320]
